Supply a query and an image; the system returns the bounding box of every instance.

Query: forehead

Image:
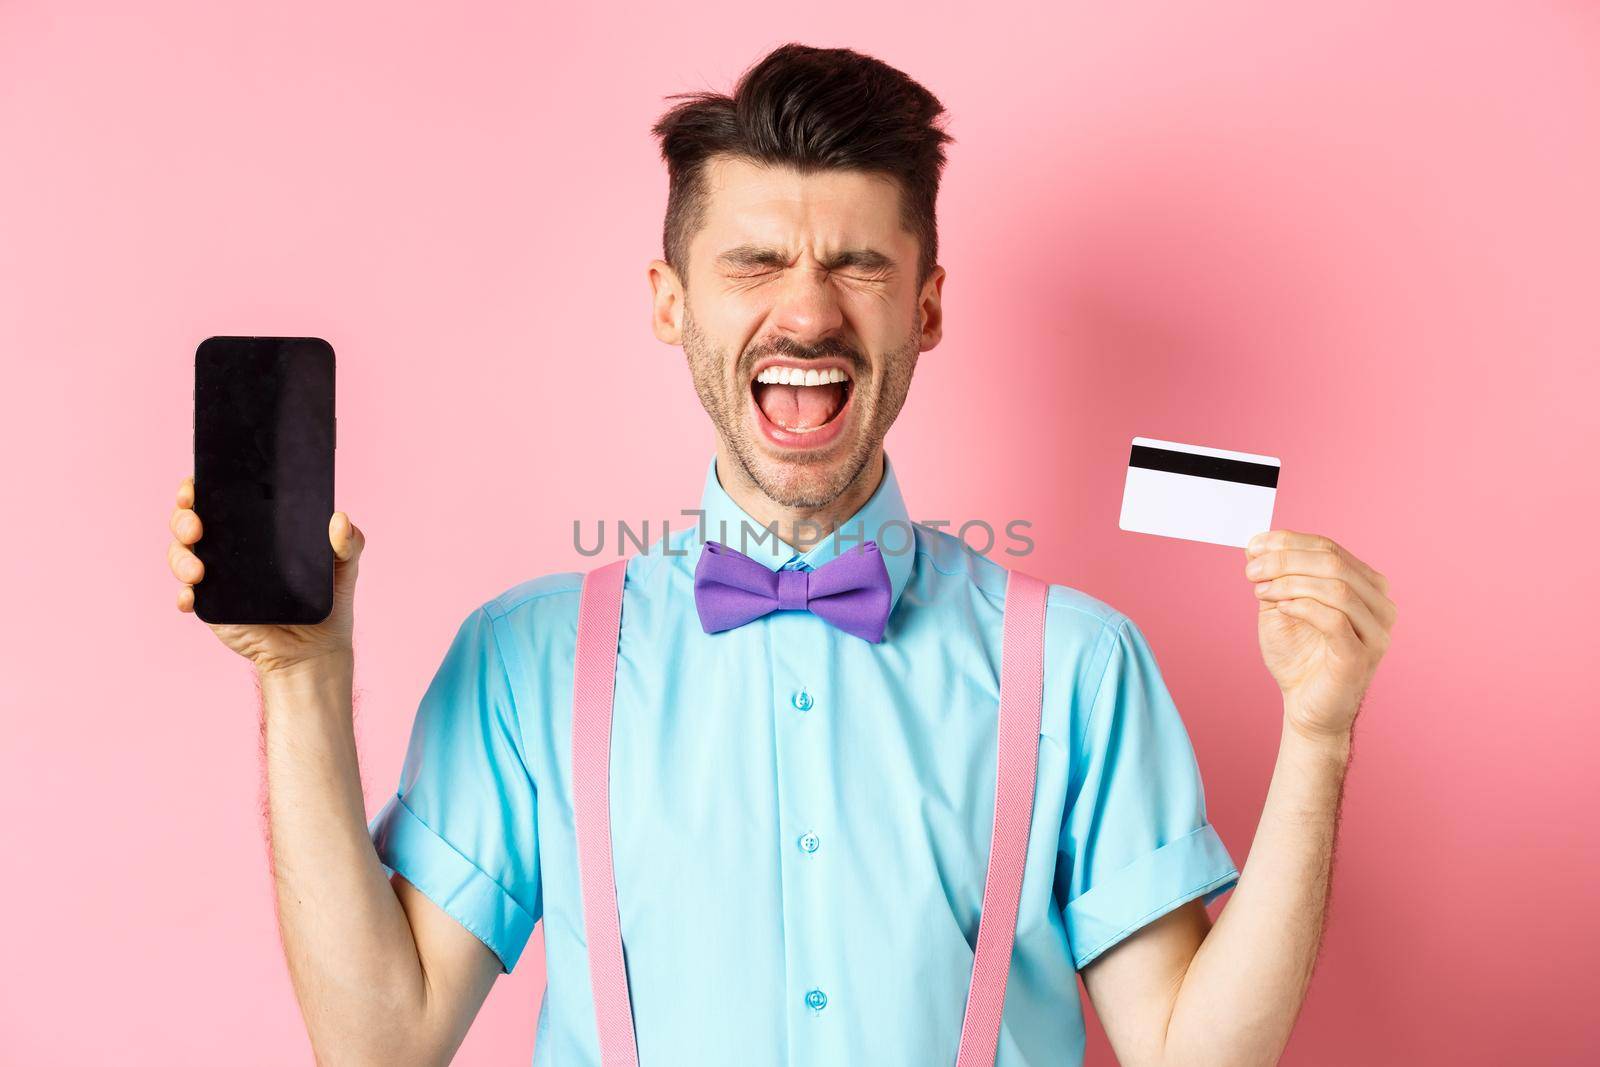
[694,155,909,253]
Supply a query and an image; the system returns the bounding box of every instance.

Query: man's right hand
[170,474,501,1061]
[168,475,364,677]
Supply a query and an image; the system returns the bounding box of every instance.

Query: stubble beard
[682,304,921,510]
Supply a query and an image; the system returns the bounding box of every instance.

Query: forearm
[259,655,436,1065]
[1161,704,1353,1067]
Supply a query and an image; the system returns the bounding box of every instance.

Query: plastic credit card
[1118,436,1280,548]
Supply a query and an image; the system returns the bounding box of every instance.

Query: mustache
[741,337,867,377]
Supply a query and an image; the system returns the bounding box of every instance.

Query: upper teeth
[755,366,848,386]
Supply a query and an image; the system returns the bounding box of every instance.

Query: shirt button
[798,831,820,854]
[805,988,828,1011]
[791,689,813,712]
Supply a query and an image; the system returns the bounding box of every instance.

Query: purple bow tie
[694,539,893,643]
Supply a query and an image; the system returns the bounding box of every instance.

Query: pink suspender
[572,558,637,1066]
[572,560,1049,1067]
[954,567,1048,1067]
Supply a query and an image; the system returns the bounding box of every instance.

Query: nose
[769,262,845,346]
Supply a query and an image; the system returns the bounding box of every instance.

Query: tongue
[757,382,844,429]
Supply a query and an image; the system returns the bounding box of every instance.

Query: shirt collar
[692,452,915,616]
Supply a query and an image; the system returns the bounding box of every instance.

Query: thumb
[330,511,365,565]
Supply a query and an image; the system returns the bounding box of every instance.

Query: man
[167,42,1395,1067]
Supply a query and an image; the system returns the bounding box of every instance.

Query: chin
[742,439,869,510]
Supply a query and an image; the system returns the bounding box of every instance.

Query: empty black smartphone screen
[193,336,336,625]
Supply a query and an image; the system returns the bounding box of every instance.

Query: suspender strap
[954,568,1049,1067]
[572,558,639,1067]
[572,561,1050,1067]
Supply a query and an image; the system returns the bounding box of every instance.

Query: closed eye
[715,245,898,281]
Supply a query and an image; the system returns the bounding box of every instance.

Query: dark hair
[650,43,954,291]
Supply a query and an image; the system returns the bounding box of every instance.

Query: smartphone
[192,336,336,625]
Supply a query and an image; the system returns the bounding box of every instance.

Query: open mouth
[749,361,855,447]
[753,365,851,432]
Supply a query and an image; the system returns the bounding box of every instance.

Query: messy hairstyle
[650,43,954,291]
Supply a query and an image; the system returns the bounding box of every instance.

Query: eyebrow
[715,244,897,274]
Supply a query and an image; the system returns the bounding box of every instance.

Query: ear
[648,259,685,344]
[917,264,946,350]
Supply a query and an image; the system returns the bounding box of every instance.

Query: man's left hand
[1244,529,1396,743]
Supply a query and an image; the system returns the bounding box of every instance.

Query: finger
[1246,547,1394,628]
[168,537,204,583]
[330,512,364,562]
[1273,595,1363,652]
[1247,529,1388,596]
[1245,529,1385,592]
[1246,528,1328,557]
[170,504,202,544]
[1255,574,1387,649]
[177,583,194,612]
[177,476,194,509]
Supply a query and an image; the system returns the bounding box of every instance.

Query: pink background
[2,2,1596,1063]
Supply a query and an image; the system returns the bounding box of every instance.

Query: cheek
[850,290,917,342]
[706,310,767,366]
[685,311,750,379]
[872,341,920,403]
[716,285,776,324]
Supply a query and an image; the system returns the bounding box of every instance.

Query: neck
[715,444,884,552]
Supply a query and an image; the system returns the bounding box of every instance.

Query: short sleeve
[367,604,541,972]
[1057,614,1239,970]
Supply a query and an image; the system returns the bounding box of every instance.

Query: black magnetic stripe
[1129,444,1279,488]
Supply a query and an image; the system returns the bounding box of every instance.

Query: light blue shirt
[369,453,1239,1066]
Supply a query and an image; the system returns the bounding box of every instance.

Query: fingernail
[1247,533,1265,553]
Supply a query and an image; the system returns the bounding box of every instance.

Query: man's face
[651,155,944,510]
